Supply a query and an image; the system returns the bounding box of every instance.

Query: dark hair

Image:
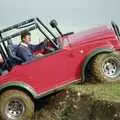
[21,31,31,40]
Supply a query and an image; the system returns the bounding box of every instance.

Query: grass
[35,82,120,120]
[69,82,120,102]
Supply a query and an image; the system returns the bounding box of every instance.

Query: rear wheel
[90,53,120,82]
[0,89,34,120]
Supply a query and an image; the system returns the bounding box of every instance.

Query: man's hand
[36,53,44,57]
[0,54,4,63]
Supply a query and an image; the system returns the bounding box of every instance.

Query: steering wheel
[111,21,120,39]
[43,39,55,53]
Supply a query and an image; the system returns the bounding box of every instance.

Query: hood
[67,25,115,46]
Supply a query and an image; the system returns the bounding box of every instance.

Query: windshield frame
[111,21,120,40]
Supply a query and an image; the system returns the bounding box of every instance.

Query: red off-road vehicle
[0,18,120,120]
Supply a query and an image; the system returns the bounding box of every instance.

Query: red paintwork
[0,25,120,98]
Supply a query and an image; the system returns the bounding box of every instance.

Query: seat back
[7,44,23,64]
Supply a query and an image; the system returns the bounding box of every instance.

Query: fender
[81,48,114,82]
[0,81,37,98]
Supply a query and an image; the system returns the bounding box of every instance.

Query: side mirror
[50,19,58,28]
[50,19,63,37]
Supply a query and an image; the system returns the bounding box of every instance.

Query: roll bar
[0,17,59,70]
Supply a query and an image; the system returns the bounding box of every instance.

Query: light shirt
[20,42,28,48]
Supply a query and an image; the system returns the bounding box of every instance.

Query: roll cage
[0,17,60,71]
[111,21,120,40]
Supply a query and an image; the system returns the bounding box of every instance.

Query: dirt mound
[34,83,120,120]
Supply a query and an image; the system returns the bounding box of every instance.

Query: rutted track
[34,83,120,120]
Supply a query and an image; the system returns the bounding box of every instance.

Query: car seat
[7,44,23,65]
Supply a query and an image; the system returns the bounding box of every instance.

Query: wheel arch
[0,82,37,100]
[81,48,115,82]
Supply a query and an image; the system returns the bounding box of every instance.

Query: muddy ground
[33,83,120,120]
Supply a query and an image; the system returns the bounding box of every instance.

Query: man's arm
[29,42,44,52]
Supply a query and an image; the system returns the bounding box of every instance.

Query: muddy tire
[91,52,120,82]
[0,89,34,120]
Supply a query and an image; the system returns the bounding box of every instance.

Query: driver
[16,31,44,62]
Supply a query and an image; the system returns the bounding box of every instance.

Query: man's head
[21,31,31,44]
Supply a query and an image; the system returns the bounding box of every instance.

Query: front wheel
[91,53,120,82]
[0,89,34,120]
